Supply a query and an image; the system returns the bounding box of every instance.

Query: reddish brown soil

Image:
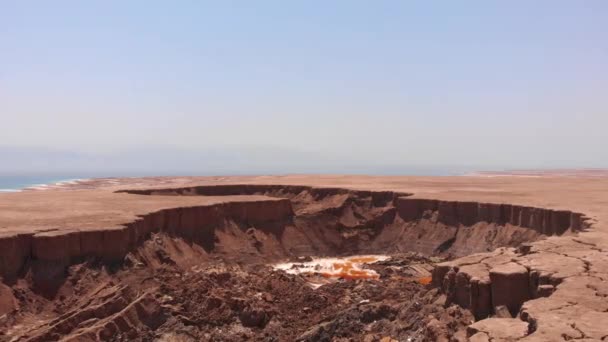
[3,246,473,342]
[0,175,607,341]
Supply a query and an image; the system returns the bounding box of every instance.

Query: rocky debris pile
[1,252,474,341]
[152,254,473,342]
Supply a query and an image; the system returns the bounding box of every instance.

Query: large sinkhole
[3,184,588,342]
[122,184,584,261]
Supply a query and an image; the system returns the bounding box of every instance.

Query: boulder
[239,306,270,328]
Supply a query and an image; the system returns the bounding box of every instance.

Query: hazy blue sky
[1,1,607,175]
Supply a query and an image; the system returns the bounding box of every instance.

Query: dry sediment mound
[0,183,599,341]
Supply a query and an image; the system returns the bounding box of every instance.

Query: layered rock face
[0,198,294,282]
[432,236,599,322]
[123,186,586,259]
[396,198,583,236]
[433,235,608,340]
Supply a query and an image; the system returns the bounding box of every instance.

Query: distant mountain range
[0,145,476,177]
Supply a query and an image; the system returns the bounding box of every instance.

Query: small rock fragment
[493,305,512,318]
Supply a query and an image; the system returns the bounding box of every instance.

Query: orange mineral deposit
[417,276,432,285]
[348,256,379,263]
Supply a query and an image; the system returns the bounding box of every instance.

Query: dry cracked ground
[0,173,607,341]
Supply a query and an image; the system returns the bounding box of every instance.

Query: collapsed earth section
[0,184,588,341]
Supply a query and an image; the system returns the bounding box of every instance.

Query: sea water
[0,174,90,192]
